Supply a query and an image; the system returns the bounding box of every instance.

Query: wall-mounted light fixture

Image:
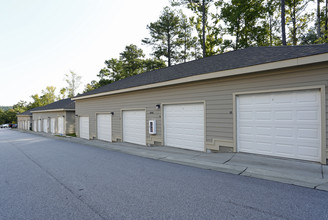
[155,104,161,109]
[111,112,114,115]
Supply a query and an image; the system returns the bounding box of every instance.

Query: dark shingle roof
[30,98,75,112]
[17,109,32,116]
[77,44,328,98]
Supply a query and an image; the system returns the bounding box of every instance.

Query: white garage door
[79,117,89,139]
[58,117,64,135]
[43,119,48,133]
[38,120,41,132]
[33,120,37,132]
[123,110,146,145]
[97,114,112,142]
[164,103,204,151]
[51,118,56,134]
[237,90,321,162]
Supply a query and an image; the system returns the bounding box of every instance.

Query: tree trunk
[318,0,321,38]
[168,31,171,67]
[236,19,240,50]
[325,0,328,39]
[281,0,287,45]
[269,15,273,46]
[184,35,187,63]
[292,1,297,45]
[202,0,206,58]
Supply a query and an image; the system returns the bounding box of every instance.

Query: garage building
[31,98,75,135]
[17,110,32,130]
[73,45,328,164]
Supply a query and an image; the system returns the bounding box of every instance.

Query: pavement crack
[225,200,290,220]
[314,181,328,190]
[13,146,107,220]
[223,153,236,164]
[238,167,248,175]
[157,156,168,160]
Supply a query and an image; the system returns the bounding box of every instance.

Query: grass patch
[66,133,76,137]
[55,135,65,138]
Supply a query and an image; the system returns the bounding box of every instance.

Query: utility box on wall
[149,120,156,134]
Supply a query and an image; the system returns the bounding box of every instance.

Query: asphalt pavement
[1,129,328,219]
[18,129,328,192]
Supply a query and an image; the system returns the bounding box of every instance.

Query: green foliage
[83,79,111,93]
[28,86,57,109]
[218,0,269,49]
[143,7,182,66]
[176,11,194,62]
[0,109,16,124]
[0,102,27,124]
[82,44,166,92]
[285,0,312,45]
[64,71,82,98]
[0,106,12,111]
[12,101,27,113]
[171,0,223,56]
[100,44,165,81]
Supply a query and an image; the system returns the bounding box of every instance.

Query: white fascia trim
[72,53,328,101]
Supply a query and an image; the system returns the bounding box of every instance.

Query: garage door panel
[297,110,320,121]
[51,118,56,134]
[80,117,89,139]
[97,114,112,142]
[38,120,41,132]
[296,90,319,102]
[237,90,321,162]
[298,146,320,158]
[58,117,64,134]
[275,143,294,154]
[43,119,48,133]
[298,128,320,139]
[164,104,204,151]
[166,132,203,140]
[123,110,145,146]
[275,111,293,120]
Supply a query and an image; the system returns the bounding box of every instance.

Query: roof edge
[72,53,328,101]
[30,109,75,113]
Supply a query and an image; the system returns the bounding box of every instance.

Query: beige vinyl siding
[17,116,32,130]
[75,62,328,153]
[65,111,76,134]
[32,111,75,135]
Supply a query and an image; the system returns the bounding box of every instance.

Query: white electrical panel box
[149,120,156,134]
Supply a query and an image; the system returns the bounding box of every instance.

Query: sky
[0,0,170,106]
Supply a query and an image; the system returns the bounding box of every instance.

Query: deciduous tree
[64,71,82,98]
